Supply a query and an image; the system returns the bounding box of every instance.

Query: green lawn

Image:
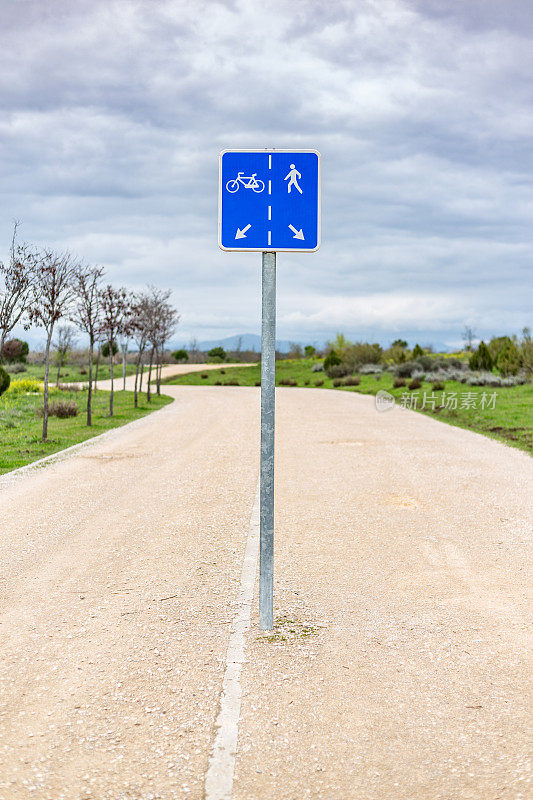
[0,386,172,475]
[5,362,138,384]
[162,359,533,454]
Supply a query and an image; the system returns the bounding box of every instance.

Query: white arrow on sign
[235,224,251,239]
[288,224,304,240]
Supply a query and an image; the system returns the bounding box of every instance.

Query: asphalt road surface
[0,381,531,800]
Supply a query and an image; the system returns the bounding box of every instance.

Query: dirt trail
[0,386,530,799]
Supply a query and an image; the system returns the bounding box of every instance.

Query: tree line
[0,223,179,441]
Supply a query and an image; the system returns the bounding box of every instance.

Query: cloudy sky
[1,0,531,349]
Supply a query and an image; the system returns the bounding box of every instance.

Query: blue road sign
[218,149,321,252]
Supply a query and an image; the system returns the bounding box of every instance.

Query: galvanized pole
[259,251,276,630]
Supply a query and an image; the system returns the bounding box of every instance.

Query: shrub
[326,363,351,378]
[469,341,493,372]
[412,344,424,359]
[312,362,324,372]
[314,379,324,387]
[201,373,209,379]
[214,380,222,385]
[304,345,316,357]
[1,338,29,363]
[408,378,422,390]
[345,342,383,368]
[344,376,360,386]
[57,383,81,392]
[393,377,406,388]
[220,368,226,374]
[432,381,445,391]
[8,362,27,373]
[495,340,521,376]
[255,381,261,386]
[395,361,420,378]
[101,341,118,358]
[79,367,87,375]
[0,366,10,396]
[332,378,343,387]
[323,350,341,370]
[418,355,434,370]
[304,379,310,385]
[359,363,382,374]
[6,377,42,395]
[36,399,78,418]
[208,346,226,360]
[172,349,189,363]
[224,379,239,386]
[279,378,297,386]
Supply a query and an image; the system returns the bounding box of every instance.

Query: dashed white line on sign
[268,205,271,221]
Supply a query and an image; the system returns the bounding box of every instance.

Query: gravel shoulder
[0,386,530,799]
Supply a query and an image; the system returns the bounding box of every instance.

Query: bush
[6,377,42,395]
[172,349,189,363]
[255,381,261,386]
[1,338,29,363]
[312,362,324,372]
[201,373,209,379]
[395,361,421,378]
[304,379,310,385]
[224,379,239,386]
[359,363,382,374]
[326,363,351,379]
[408,378,422,390]
[220,368,226,374]
[36,399,78,418]
[469,341,493,372]
[433,381,445,391]
[279,378,297,386]
[344,376,360,386]
[208,346,226,360]
[412,344,424,359]
[214,381,222,385]
[79,367,87,375]
[323,349,341,371]
[345,342,383,368]
[495,340,521,376]
[393,377,406,388]
[314,379,324,387]
[8,362,27,373]
[0,366,10,396]
[101,341,118,358]
[332,378,343,387]
[304,345,316,357]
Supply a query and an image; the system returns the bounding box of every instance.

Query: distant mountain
[174,333,308,353]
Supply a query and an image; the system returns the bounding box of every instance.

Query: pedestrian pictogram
[219,149,320,252]
[284,163,302,194]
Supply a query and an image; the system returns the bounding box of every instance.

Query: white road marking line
[268,180,271,195]
[204,478,260,800]
[268,205,271,221]
[268,230,271,246]
[268,155,271,169]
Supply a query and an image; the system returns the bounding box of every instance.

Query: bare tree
[155,302,180,394]
[129,291,152,408]
[28,249,78,441]
[53,325,77,387]
[145,287,170,402]
[98,285,130,416]
[0,222,34,360]
[71,264,104,424]
[462,325,476,352]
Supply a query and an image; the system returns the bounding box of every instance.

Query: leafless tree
[129,291,152,408]
[155,302,180,394]
[70,264,104,424]
[28,249,78,441]
[98,285,130,416]
[462,325,476,352]
[53,325,77,387]
[0,222,34,360]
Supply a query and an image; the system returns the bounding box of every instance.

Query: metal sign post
[259,251,276,629]
[219,149,320,630]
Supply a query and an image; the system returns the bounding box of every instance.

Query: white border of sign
[218,148,321,253]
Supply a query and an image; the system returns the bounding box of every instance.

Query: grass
[0,386,172,475]
[162,358,533,454]
[5,361,138,384]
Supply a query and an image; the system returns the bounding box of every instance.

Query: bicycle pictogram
[226,172,265,194]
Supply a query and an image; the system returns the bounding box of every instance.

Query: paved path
[0,386,530,799]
